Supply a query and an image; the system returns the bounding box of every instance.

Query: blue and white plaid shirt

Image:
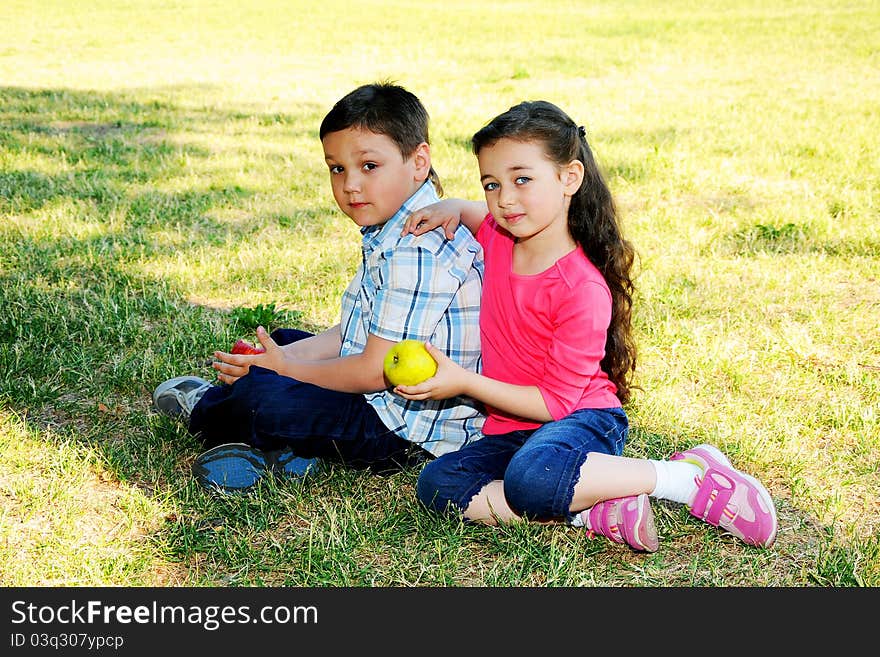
[339,181,485,456]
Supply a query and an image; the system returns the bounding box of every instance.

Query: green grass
[1,0,877,587]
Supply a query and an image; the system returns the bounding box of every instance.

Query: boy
[153,83,485,492]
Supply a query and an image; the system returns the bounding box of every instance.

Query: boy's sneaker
[192,442,319,494]
[670,444,778,548]
[152,376,213,421]
[580,493,659,552]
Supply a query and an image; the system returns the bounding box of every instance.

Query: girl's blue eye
[515,176,530,185]
[483,182,499,191]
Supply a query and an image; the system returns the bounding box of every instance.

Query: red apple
[231,339,265,355]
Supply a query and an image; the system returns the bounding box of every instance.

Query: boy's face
[322,127,430,228]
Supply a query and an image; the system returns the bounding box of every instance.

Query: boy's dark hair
[473,100,638,405]
[319,82,443,195]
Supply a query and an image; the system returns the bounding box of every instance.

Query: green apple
[383,339,438,386]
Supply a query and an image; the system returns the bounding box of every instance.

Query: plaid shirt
[339,181,485,456]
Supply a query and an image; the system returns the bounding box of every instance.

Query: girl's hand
[212,326,284,384]
[401,201,462,240]
[393,342,470,401]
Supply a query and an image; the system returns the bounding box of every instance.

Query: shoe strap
[587,503,623,543]
[691,469,734,525]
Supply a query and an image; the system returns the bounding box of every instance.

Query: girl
[398,100,777,551]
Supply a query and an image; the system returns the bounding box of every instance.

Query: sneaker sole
[192,442,269,493]
[628,493,659,552]
[193,443,317,494]
[584,494,659,553]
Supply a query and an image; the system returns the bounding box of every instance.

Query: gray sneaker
[152,376,213,420]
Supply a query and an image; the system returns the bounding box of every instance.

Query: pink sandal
[581,493,659,552]
[671,444,778,548]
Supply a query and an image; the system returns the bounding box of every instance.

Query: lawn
[1,0,877,586]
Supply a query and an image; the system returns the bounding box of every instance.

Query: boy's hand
[401,201,462,240]
[393,342,469,401]
[212,326,284,384]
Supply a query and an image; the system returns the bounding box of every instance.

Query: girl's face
[476,137,583,246]
[322,127,430,228]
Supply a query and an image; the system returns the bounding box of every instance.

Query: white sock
[649,459,702,505]
[570,513,585,528]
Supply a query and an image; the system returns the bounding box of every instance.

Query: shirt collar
[360,180,440,252]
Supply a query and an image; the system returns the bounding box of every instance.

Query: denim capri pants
[416,406,628,520]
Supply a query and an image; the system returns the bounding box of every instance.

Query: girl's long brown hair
[472,100,637,404]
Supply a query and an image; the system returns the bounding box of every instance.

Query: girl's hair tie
[577,125,587,139]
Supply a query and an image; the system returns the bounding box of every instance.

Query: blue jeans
[416,407,628,520]
[189,329,430,473]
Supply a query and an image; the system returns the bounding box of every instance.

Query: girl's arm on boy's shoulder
[402,198,488,240]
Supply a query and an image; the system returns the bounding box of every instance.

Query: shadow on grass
[0,86,346,584]
[0,86,840,586]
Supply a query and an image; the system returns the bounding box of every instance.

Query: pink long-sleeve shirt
[476,214,620,435]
